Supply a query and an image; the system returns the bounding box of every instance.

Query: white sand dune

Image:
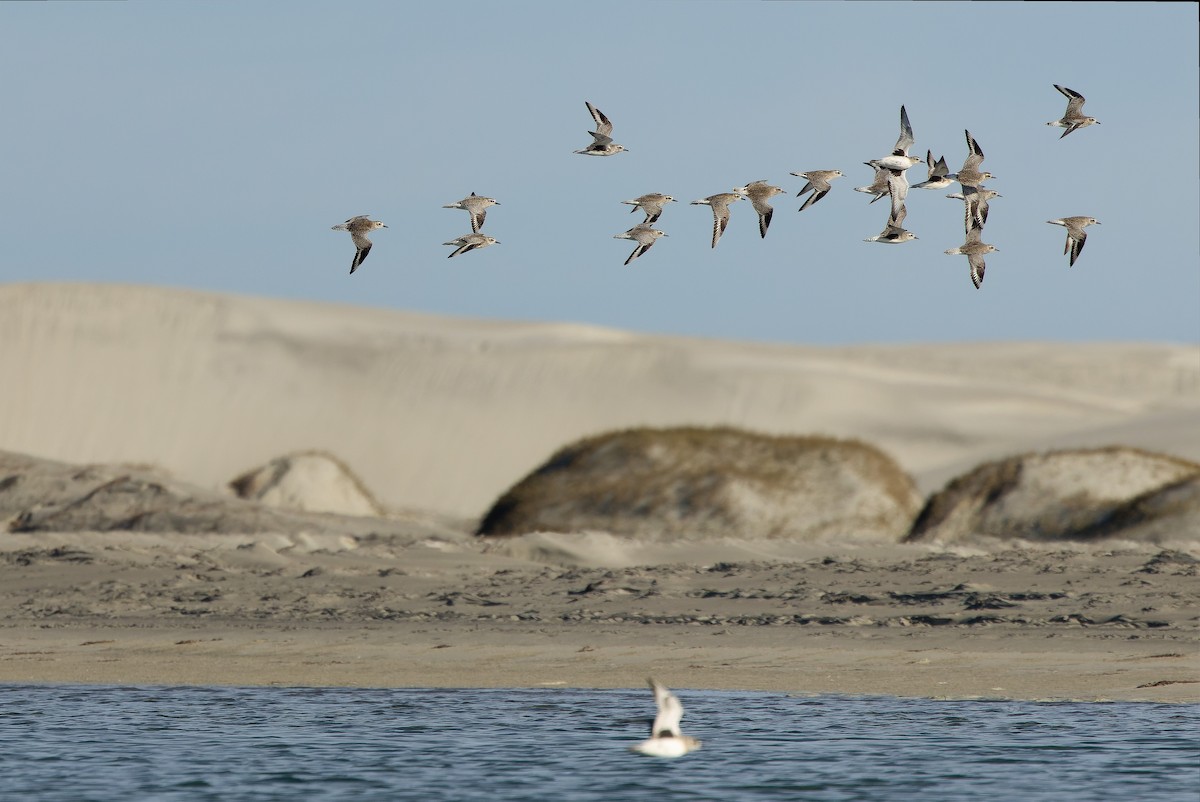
[1,282,1197,518]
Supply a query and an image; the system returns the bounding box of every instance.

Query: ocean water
[0,685,1196,801]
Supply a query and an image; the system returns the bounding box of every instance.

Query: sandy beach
[1,529,1197,701]
[0,283,1197,701]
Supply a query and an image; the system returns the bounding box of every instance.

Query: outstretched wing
[1054,84,1087,117]
[648,679,683,738]
[1068,230,1087,266]
[585,101,613,137]
[962,130,984,172]
[968,252,986,289]
[349,242,371,274]
[798,188,828,212]
[892,105,914,156]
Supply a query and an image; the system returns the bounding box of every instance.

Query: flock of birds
[331,86,1101,290]
[326,91,1098,761]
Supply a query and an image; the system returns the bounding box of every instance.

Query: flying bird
[868,105,921,173]
[1046,85,1100,139]
[690,192,743,248]
[574,101,627,156]
[945,227,999,289]
[629,679,702,758]
[912,150,952,190]
[622,193,676,225]
[613,224,668,265]
[443,233,500,258]
[735,180,787,238]
[1047,216,1100,266]
[864,221,917,244]
[792,170,844,212]
[947,186,1001,234]
[331,215,386,275]
[853,163,892,204]
[947,130,995,188]
[443,192,499,233]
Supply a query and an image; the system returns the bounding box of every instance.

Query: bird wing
[892,105,914,156]
[962,130,984,171]
[585,102,613,137]
[349,243,371,274]
[1069,230,1087,266]
[1055,85,1087,117]
[968,252,986,289]
[798,188,828,212]
[649,679,684,737]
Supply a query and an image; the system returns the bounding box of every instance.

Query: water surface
[1,685,1196,801]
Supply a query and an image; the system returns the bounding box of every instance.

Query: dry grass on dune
[477,426,923,541]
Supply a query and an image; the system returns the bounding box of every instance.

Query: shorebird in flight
[735,180,787,238]
[613,224,668,265]
[1046,85,1099,139]
[869,105,921,173]
[864,220,917,244]
[622,193,676,225]
[947,130,995,189]
[574,101,627,156]
[331,215,386,275]
[912,150,952,190]
[443,192,499,234]
[792,170,844,213]
[691,191,743,249]
[854,163,892,204]
[444,233,500,258]
[947,186,1001,234]
[945,227,999,289]
[1047,216,1100,266]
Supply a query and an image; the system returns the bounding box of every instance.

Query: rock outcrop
[0,449,428,537]
[906,447,1200,543]
[476,426,922,541]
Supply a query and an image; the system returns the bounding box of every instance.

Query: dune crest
[1,282,1197,518]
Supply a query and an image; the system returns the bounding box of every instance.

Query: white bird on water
[629,678,702,758]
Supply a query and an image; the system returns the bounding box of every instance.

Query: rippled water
[0,684,1196,801]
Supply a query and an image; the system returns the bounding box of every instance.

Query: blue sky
[2,1,1197,345]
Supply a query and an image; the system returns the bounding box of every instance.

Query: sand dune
[2,282,1196,519]
[1,282,1198,699]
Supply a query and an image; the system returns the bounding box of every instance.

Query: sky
[1,1,1197,346]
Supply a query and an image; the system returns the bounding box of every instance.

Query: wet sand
[2,530,1196,701]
